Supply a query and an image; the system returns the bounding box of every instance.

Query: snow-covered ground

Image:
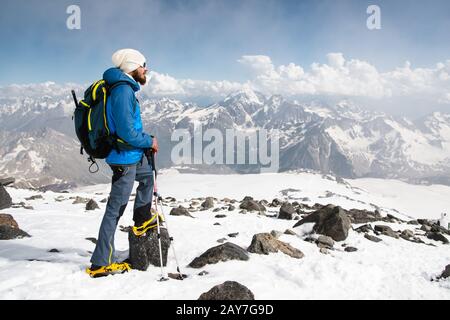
[0,171,449,299]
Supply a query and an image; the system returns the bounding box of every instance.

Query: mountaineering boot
[132,209,165,236]
[86,262,132,278]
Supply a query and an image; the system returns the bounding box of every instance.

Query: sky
[1,0,450,116]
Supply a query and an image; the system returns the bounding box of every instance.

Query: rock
[215,214,227,218]
[239,199,266,212]
[293,205,351,242]
[0,214,19,229]
[239,209,247,214]
[228,232,239,238]
[418,219,432,226]
[213,222,221,226]
[0,225,31,240]
[170,205,193,217]
[198,281,255,300]
[72,196,90,204]
[439,265,450,279]
[0,185,12,210]
[345,246,358,252]
[364,234,382,243]
[188,242,249,268]
[407,220,419,225]
[319,248,329,254]
[347,209,383,224]
[242,196,254,201]
[316,235,335,248]
[25,195,44,201]
[85,237,97,244]
[86,199,100,211]
[228,205,235,211]
[278,202,296,220]
[421,225,432,232]
[201,197,215,209]
[400,229,415,238]
[213,208,221,212]
[100,198,108,203]
[217,238,227,243]
[271,198,281,207]
[284,229,297,236]
[247,233,304,259]
[0,177,15,186]
[198,270,209,276]
[128,228,171,271]
[270,230,283,238]
[426,232,449,244]
[222,198,232,203]
[48,248,60,253]
[431,224,450,236]
[374,225,399,239]
[354,224,374,233]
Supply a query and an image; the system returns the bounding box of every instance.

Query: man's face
[130,65,148,85]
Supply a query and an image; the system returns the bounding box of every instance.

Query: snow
[0,172,449,299]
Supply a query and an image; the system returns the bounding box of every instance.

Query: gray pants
[90,155,154,266]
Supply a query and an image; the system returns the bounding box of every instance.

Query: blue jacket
[103,67,153,165]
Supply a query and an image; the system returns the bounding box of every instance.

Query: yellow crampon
[132,209,165,236]
[86,262,132,278]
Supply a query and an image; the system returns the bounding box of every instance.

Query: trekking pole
[149,150,185,280]
[150,161,169,282]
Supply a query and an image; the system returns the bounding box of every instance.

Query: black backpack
[71,80,133,172]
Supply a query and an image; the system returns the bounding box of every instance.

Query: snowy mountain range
[1,82,450,189]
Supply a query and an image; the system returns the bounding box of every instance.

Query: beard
[130,70,147,85]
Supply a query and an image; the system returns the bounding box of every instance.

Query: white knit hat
[111,48,146,74]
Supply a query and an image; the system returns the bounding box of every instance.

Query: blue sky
[1,0,450,86]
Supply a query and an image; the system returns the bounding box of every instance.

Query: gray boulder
[86,199,100,211]
[0,185,12,210]
[247,233,304,259]
[170,205,193,217]
[426,232,449,244]
[188,242,249,268]
[201,197,215,209]
[0,213,19,229]
[293,205,351,241]
[278,202,296,220]
[374,225,399,239]
[0,225,31,240]
[198,281,255,300]
[364,234,382,243]
[128,228,171,271]
[439,265,450,279]
[239,199,266,213]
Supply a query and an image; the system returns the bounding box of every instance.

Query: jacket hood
[103,67,140,92]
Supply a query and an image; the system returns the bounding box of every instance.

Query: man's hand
[151,136,158,153]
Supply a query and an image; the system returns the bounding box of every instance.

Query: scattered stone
[72,196,90,204]
[128,228,171,271]
[239,199,266,213]
[170,205,193,217]
[0,225,31,240]
[0,185,12,210]
[25,195,44,201]
[270,230,283,239]
[217,238,227,243]
[215,214,227,218]
[347,208,383,224]
[100,198,108,203]
[228,205,235,211]
[354,224,373,233]
[426,232,449,244]
[48,248,60,253]
[213,208,221,212]
[407,220,419,225]
[228,232,239,238]
[198,281,255,300]
[364,234,382,243]
[319,247,329,254]
[374,225,399,239]
[86,199,100,211]
[293,205,351,241]
[316,235,335,248]
[85,237,97,244]
[242,196,254,201]
[284,229,297,236]
[0,177,15,186]
[247,233,304,259]
[213,222,221,226]
[188,242,249,268]
[438,265,450,279]
[222,198,232,203]
[198,270,209,276]
[420,225,432,232]
[239,209,247,214]
[271,198,281,207]
[278,202,296,220]
[400,229,415,239]
[345,246,358,252]
[0,214,19,229]
[201,197,215,209]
